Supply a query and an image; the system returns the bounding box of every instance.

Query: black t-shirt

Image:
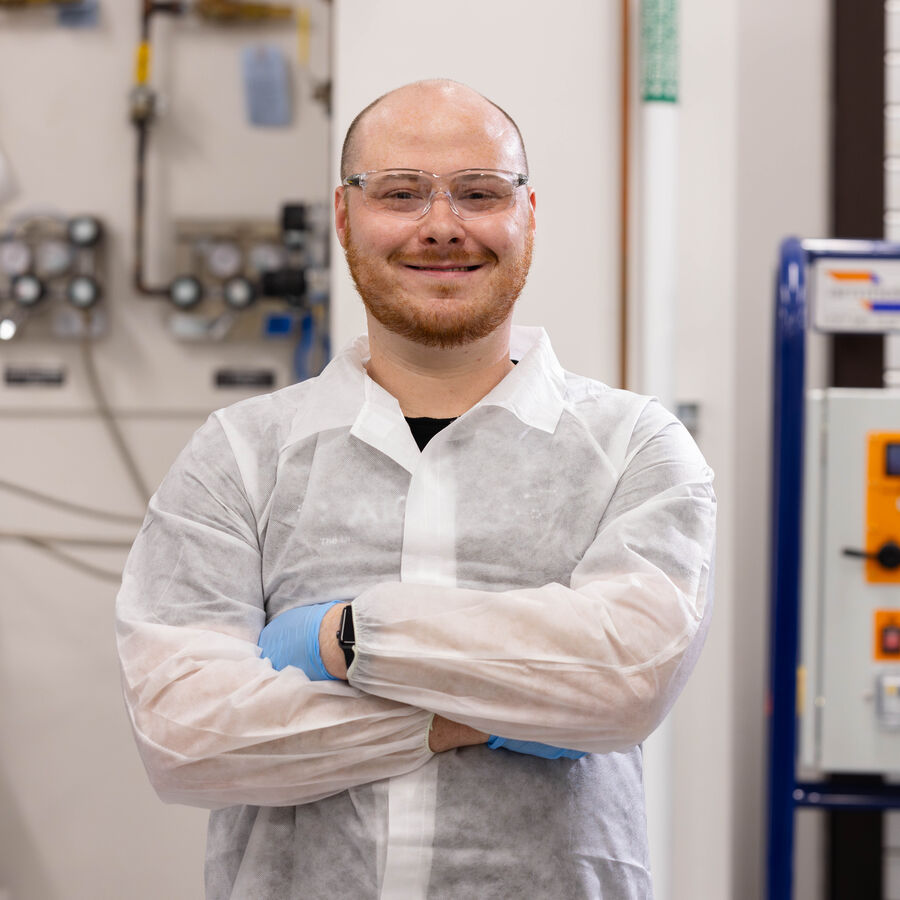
[404,416,457,451]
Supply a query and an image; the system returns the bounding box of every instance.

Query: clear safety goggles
[342,168,529,221]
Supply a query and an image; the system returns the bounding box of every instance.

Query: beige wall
[0,4,332,898]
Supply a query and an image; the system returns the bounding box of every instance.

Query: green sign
[641,0,679,103]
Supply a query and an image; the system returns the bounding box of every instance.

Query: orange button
[875,610,900,661]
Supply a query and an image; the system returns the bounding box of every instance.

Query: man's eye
[385,189,421,201]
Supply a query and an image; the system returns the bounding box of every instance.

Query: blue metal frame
[766,237,900,899]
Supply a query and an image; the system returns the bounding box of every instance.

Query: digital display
[886,443,900,476]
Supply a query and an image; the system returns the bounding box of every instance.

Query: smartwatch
[336,604,355,669]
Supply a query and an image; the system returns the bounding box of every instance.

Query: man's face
[335,88,536,349]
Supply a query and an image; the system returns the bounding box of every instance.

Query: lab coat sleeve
[347,405,716,753]
[115,415,433,810]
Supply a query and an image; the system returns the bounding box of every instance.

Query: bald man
[117,80,716,899]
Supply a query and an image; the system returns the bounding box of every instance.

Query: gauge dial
[249,242,287,274]
[206,241,243,279]
[0,239,32,277]
[36,239,74,277]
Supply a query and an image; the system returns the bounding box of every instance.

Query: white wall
[670,2,739,894]
[330,0,623,385]
[731,1,831,896]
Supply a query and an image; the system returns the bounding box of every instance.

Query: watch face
[339,605,355,645]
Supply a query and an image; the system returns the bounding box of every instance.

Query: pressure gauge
[205,241,243,279]
[12,274,45,307]
[36,239,74,277]
[66,274,101,309]
[67,216,103,248]
[169,275,203,309]
[249,242,287,273]
[223,276,257,310]
[0,239,32,277]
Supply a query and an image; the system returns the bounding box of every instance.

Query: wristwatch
[336,604,355,669]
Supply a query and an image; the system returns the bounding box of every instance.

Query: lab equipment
[129,0,329,352]
[0,212,105,340]
[258,600,341,680]
[799,394,900,770]
[164,210,329,342]
[767,238,900,900]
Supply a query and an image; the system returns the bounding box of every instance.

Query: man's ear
[334,186,348,249]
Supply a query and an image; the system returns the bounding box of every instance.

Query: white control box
[799,389,900,772]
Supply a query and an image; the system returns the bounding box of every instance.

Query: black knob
[876,542,900,570]
[281,203,308,232]
[842,541,900,570]
[12,274,45,307]
[261,268,306,305]
[67,216,103,248]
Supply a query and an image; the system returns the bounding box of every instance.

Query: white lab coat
[116,326,716,899]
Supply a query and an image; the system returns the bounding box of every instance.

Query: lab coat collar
[476,325,567,435]
[284,326,567,471]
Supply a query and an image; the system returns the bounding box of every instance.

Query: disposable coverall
[116,326,716,900]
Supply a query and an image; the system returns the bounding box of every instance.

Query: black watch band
[336,604,355,669]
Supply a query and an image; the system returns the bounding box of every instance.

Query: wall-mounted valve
[169,275,204,309]
[163,201,328,341]
[66,274,102,309]
[0,213,106,339]
[11,274,45,307]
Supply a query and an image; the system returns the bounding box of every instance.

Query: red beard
[344,219,534,349]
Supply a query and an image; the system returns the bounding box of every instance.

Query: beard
[343,218,533,349]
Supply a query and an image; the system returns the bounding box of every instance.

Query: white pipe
[636,1,679,897]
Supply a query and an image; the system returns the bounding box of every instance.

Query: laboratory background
[0,0,896,898]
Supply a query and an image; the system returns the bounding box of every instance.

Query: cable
[3,534,127,583]
[80,335,153,506]
[0,477,144,524]
[0,532,133,547]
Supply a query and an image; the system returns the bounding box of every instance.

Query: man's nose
[418,191,465,243]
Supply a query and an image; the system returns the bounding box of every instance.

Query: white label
[811,258,900,333]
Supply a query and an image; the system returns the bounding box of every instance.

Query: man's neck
[364,317,515,418]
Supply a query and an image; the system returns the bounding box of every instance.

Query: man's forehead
[353,86,522,170]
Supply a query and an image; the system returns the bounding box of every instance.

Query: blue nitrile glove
[258,601,342,681]
[486,735,587,760]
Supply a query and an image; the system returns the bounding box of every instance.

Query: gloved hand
[258,601,342,681]
[486,735,586,760]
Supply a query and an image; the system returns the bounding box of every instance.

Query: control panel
[799,390,900,772]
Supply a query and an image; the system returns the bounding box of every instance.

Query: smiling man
[116,80,717,900]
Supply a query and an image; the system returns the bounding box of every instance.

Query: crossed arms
[115,402,715,809]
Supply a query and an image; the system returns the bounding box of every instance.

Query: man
[116,79,716,899]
